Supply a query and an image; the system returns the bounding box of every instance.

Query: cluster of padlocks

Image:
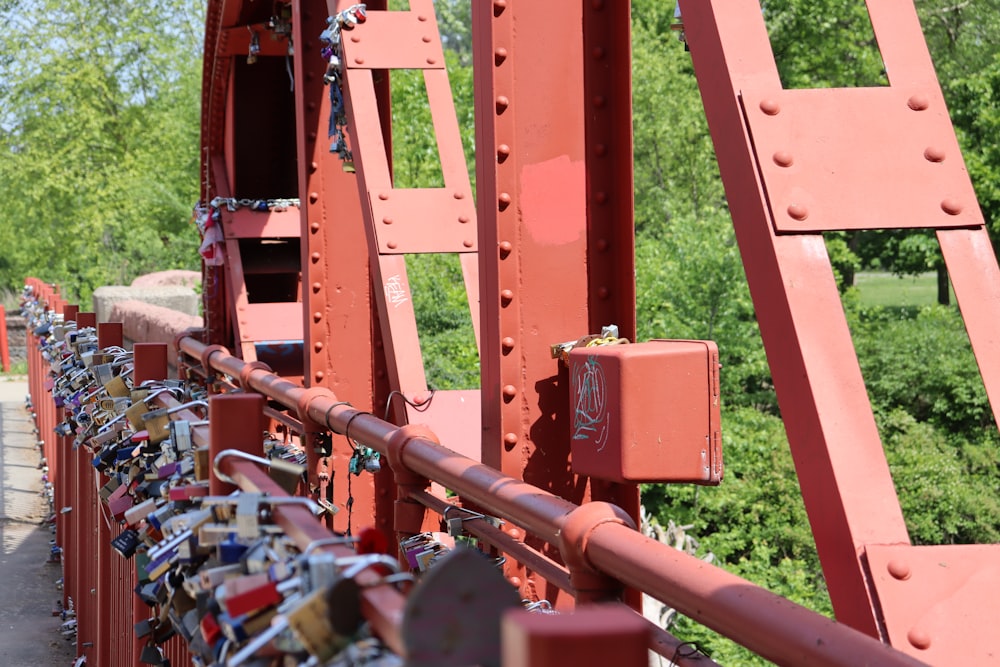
[21,288,548,667]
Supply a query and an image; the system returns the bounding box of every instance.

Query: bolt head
[787,204,809,221]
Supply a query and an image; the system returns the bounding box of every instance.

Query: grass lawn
[854,271,955,308]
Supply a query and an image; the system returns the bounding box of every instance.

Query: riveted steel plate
[866,544,1000,664]
[368,188,477,254]
[741,87,984,232]
[341,11,445,71]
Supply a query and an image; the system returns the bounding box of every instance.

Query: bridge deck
[0,379,75,666]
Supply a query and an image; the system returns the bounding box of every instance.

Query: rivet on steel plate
[493,0,507,15]
[924,147,945,163]
[311,222,321,232]
[311,252,321,262]
[387,241,398,250]
[463,239,474,248]
[494,47,508,65]
[308,131,317,141]
[309,192,319,203]
[499,241,513,257]
[773,151,794,167]
[593,95,606,108]
[417,14,427,21]
[760,99,780,115]
[503,432,518,445]
[310,161,319,172]
[313,312,323,322]
[312,282,322,293]
[787,204,809,221]
[502,385,517,399]
[354,56,364,65]
[593,47,606,59]
[314,342,324,352]
[497,144,511,161]
[595,191,608,204]
[595,144,607,157]
[592,0,605,9]
[596,238,609,251]
[351,35,360,43]
[501,337,515,352]
[500,290,514,305]
[382,216,393,225]
[315,371,324,381]
[907,95,929,111]
[422,36,431,43]
[887,560,911,581]
[378,192,389,200]
[941,199,963,215]
[458,215,470,224]
[498,192,512,210]
[907,629,931,650]
[426,57,436,65]
[454,191,465,200]
[597,286,610,299]
[496,96,510,113]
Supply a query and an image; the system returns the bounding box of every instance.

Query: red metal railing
[24,276,928,666]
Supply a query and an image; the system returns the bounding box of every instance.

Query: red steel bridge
[23,0,1000,665]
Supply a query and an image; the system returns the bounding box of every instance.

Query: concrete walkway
[0,380,76,666]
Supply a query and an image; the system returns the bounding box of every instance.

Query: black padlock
[139,642,165,665]
[111,529,140,559]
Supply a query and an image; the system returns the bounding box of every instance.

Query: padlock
[142,408,171,444]
[170,420,193,453]
[112,528,141,558]
[267,457,305,495]
[125,498,159,527]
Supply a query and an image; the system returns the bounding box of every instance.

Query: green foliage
[948,53,1000,233]
[643,407,831,665]
[406,254,479,390]
[764,0,889,88]
[850,304,994,435]
[880,408,1000,545]
[0,0,204,302]
[632,0,774,411]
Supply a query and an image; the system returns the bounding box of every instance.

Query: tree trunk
[937,265,950,306]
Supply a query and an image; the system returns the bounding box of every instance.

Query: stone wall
[5,314,26,368]
[108,301,203,377]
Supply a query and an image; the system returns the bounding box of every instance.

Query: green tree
[764,0,1000,303]
[0,0,203,302]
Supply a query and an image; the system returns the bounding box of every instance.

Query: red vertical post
[63,304,80,324]
[208,393,266,495]
[472,0,639,603]
[501,607,649,667]
[77,312,97,329]
[97,322,124,350]
[0,305,9,372]
[293,0,381,538]
[133,343,169,385]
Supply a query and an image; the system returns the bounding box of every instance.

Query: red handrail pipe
[178,335,928,667]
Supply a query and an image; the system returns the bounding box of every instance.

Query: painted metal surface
[742,86,983,232]
[340,0,482,466]
[681,0,1000,657]
[175,334,928,667]
[567,340,722,484]
[22,0,1000,662]
[472,0,640,606]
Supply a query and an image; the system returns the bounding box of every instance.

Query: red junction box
[567,340,722,484]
